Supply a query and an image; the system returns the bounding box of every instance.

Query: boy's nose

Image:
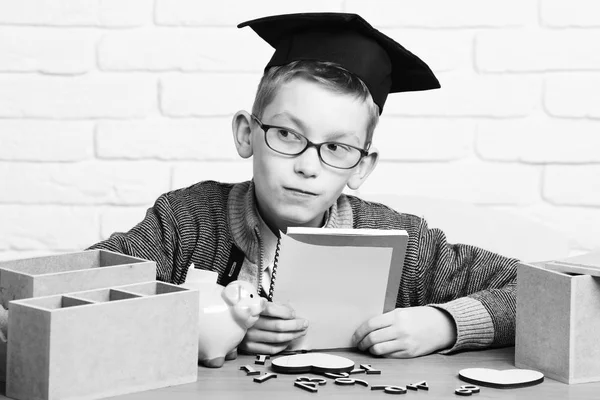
[293,146,321,177]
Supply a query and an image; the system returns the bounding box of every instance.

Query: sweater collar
[227,180,354,263]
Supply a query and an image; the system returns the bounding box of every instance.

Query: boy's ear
[347,147,379,191]
[232,111,254,159]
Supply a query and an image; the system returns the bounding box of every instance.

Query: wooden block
[6,281,199,400]
[516,262,600,384]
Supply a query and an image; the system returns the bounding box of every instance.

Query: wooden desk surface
[17,347,590,400]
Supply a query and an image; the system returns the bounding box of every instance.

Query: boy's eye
[325,143,351,153]
[275,128,301,141]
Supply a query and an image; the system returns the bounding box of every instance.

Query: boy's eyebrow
[271,111,306,131]
[271,111,361,144]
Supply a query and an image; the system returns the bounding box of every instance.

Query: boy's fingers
[245,326,307,344]
[352,313,392,346]
[239,340,288,356]
[367,340,406,357]
[253,316,309,332]
[356,326,396,351]
[261,302,296,319]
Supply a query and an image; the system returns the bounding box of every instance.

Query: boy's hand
[239,301,309,355]
[352,306,457,358]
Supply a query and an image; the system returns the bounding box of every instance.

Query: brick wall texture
[1,0,599,260]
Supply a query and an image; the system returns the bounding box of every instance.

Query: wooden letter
[239,365,260,376]
[360,363,381,375]
[253,373,277,383]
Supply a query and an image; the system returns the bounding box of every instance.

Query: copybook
[272,227,408,351]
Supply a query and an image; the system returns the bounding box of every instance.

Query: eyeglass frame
[251,114,370,170]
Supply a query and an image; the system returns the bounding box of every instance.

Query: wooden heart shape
[271,353,354,374]
[458,368,544,389]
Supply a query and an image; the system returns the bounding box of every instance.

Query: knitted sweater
[88,180,518,353]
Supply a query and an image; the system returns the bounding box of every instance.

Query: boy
[89,13,517,358]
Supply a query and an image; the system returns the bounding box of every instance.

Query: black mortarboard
[238,12,440,114]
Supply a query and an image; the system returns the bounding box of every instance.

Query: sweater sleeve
[412,220,518,353]
[87,193,185,283]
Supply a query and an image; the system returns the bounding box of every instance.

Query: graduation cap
[238,12,440,114]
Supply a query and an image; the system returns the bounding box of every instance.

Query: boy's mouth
[284,187,317,196]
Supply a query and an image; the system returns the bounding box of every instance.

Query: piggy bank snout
[222,281,257,305]
[234,288,266,316]
[247,297,267,315]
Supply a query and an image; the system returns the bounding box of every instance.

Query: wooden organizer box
[0,250,156,309]
[0,250,157,383]
[7,281,199,400]
[515,261,600,384]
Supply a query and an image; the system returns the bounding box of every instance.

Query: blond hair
[252,60,379,148]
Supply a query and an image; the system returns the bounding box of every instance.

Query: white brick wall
[0,28,97,74]
[1,0,599,261]
[384,73,543,117]
[0,0,152,27]
[541,0,600,28]
[344,0,538,28]
[0,75,157,118]
[545,74,600,118]
[476,30,600,72]
[159,73,260,116]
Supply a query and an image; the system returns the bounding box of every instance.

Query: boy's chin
[278,211,323,229]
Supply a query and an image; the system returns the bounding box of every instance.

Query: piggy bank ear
[222,282,241,306]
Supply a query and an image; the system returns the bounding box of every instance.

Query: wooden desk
[11,347,588,400]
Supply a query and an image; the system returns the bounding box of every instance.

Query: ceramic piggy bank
[183,266,266,368]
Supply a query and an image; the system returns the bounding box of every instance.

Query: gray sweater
[89,180,518,353]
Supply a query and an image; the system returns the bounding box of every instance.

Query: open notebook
[272,227,408,351]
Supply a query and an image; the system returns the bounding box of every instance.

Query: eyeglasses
[251,115,369,170]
